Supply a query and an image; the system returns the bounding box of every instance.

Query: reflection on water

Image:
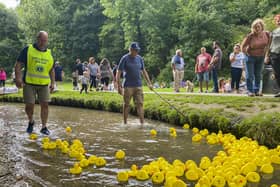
[0,103,279,187]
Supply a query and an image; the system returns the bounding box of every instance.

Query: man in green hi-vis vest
[15,31,55,136]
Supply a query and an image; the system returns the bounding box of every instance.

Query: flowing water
[0,103,279,187]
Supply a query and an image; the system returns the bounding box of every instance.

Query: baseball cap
[129,42,140,51]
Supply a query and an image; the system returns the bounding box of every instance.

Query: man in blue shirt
[116,42,153,125]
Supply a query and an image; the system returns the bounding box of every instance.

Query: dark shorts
[101,77,110,86]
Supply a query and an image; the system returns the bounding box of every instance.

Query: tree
[0,4,22,75]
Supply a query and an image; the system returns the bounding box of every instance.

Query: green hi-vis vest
[25,45,54,85]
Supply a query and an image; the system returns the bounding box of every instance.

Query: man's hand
[117,85,123,96]
[264,56,270,65]
[148,83,153,91]
[49,83,55,93]
[15,78,23,89]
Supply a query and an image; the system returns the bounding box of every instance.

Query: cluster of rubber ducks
[29,124,280,187]
[39,127,118,174]
[119,124,280,187]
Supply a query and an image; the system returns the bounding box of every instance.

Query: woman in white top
[229,44,246,93]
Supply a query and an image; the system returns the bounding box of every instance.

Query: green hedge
[1,91,280,147]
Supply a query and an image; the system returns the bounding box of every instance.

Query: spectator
[195,47,211,93]
[100,58,114,91]
[208,41,223,93]
[72,59,79,90]
[265,14,280,97]
[241,18,270,96]
[80,70,89,94]
[171,49,185,92]
[54,61,64,90]
[88,57,99,91]
[229,44,246,93]
[0,67,7,87]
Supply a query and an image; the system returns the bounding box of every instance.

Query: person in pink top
[241,18,270,96]
[195,47,212,93]
[0,67,7,87]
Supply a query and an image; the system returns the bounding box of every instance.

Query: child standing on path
[80,70,89,94]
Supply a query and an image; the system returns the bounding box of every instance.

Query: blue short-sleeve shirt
[118,53,144,87]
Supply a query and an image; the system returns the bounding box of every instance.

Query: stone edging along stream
[1,93,280,148]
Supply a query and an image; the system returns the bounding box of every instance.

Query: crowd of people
[71,57,115,94]
[172,15,280,97]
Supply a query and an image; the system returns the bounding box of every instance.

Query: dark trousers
[0,80,5,87]
[270,53,280,88]
[245,56,264,93]
[80,84,88,93]
[90,75,97,89]
[212,68,219,92]
[231,67,242,90]
[73,78,78,87]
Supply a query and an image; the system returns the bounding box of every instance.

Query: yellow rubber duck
[88,155,97,165]
[246,171,260,183]
[192,134,202,142]
[165,170,177,179]
[128,170,137,177]
[65,126,72,133]
[150,129,157,136]
[62,140,69,147]
[136,169,149,181]
[69,163,82,175]
[60,145,69,154]
[164,176,177,187]
[95,157,106,167]
[185,160,198,170]
[42,142,50,149]
[48,141,57,149]
[260,163,274,174]
[200,129,209,136]
[170,131,177,137]
[115,150,125,160]
[241,162,257,175]
[185,169,199,181]
[232,174,247,187]
[131,164,138,171]
[72,139,83,147]
[69,150,79,158]
[271,155,280,164]
[192,127,199,134]
[117,171,129,182]
[171,179,186,187]
[197,175,211,187]
[79,158,89,168]
[55,139,62,147]
[183,123,190,129]
[199,156,211,170]
[151,171,164,184]
[211,175,225,187]
[270,184,280,187]
[169,127,176,134]
[42,137,50,143]
[29,133,38,140]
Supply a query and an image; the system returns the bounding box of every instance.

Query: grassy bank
[1,89,280,147]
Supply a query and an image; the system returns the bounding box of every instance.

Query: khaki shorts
[123,87,143,106]
[23,84,50,104]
